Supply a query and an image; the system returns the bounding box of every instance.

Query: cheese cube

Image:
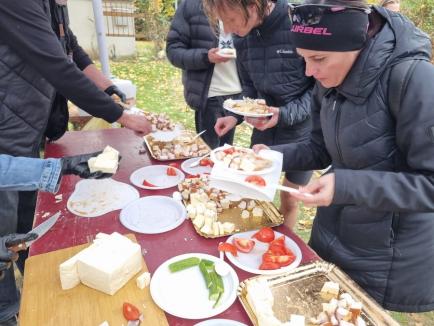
[320,281,340,301]
[252,207,263,218]
[136,272,151,289]
[76,233,143,295]
[59,252,83,290]
[241,209,250,219]
[88,146,120,174]
[222,222,235,233]
[193,214,205,229]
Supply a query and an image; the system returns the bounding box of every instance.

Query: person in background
[204,0,315,229]
[255,0,434,312]
[0,0,152,324]
[0,152,111,326]
[379,0,400,12]
[166,0,242,149]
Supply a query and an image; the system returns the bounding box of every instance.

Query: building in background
[69,0,136,58]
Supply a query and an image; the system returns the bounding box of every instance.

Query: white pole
[92,0,111,77]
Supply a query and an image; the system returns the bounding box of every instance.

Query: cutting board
[19,234,169,326]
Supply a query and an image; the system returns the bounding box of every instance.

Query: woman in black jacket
[204,0,315,229]
[256,0,434,312]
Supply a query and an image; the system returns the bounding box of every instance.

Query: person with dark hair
[379,0,400,12]
[255,0,434,312]
[166,0,242,149]
[203,0,315,229]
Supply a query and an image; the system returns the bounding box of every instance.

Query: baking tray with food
[177,176,283,238]
[143,131,210,161]
[238,261,399,326]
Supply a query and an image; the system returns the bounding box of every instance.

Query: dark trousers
[195,94,240,149]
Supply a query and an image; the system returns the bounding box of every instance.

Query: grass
[104,41,433,325]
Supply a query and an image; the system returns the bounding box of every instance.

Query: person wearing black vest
[256,0,434,312]
[0,1,152,324]
[204,0,315,229]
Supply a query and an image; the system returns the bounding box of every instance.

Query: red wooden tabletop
[31,128,319,326]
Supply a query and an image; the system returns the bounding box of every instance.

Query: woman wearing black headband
[255,0,434,313]
[203,0,315,229]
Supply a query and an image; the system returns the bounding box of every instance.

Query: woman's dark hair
[203,0,270,30]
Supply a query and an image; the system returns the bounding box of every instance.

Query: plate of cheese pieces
[223,98,273,118]
[224,229,302,275]
[130,165,185,190]
[150,253,239,319]
[120,195,187,234]
[210,145,274,175]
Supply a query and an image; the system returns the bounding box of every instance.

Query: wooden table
[31,128,319,326]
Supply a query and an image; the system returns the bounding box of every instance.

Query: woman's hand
[290,173,335,207]
[208,48,230,64]
[252,144,270,153]
[245,106,279,131]
[214,116,238,137]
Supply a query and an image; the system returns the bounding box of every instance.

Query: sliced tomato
[166,166,177,176]
[218,242,238,256]
[245,175,266,187]
[274,254,296,267]
[283,246,295,256]
[251,227,275,243]
[122,302,141,321]
[199,158,214,167]
[268,244,287,256]
[259,261,280,270]
[270,235,286,247]
[142,180,156,187]
[186,174,201,179]
[223,147,236,155]
[232,238,255,253]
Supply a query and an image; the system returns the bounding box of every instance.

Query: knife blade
[25,211,61,247]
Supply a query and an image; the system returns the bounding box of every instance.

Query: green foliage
[401,0,434,40]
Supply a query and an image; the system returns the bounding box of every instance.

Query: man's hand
[0,233,37,279]
[214,116,238,137]
[117,112,153,135]
[61,152,120,179]
[245,106,279,131]
[208,48,230,64]
[290,173,335,207]
[104,85,127,103]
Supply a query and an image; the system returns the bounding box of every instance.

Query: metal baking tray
[179,177,283,238]
[238,261,399,326]
[143,132,210,161]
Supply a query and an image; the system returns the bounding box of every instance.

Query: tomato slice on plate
[218,242,238,256]
[223,147,236,155]
[122,302,141,321]
[268,244,286,256]
[166,166,177,176]
[259,261,280,270]
[245,175,266,187]
[232,238,255,253]
[251,227,275,243]
[199,158,214,167]
[142,180,157,187]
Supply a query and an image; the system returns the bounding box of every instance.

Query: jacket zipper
[333,96,344,163]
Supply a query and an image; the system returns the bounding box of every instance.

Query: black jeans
[195,94,240,149]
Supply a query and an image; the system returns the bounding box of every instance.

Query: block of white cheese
[88,146,120,174]
[59,232,143,295]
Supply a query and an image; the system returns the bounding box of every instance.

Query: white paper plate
[225,230,302,275]
[210,145,275,175]
[67,178,139,218]
[150,253,239,319]
[181,157,213,176]
[148,124,183,142]
[195,319,247,326]
[119,196,186,234]
[130,165,185,190]
[223,100,273,118]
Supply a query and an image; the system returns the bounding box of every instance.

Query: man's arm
[0,0,122,122]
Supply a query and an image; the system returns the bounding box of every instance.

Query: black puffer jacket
[234,0,314,145]
[275,7,434,312]
[166,0,217,111]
